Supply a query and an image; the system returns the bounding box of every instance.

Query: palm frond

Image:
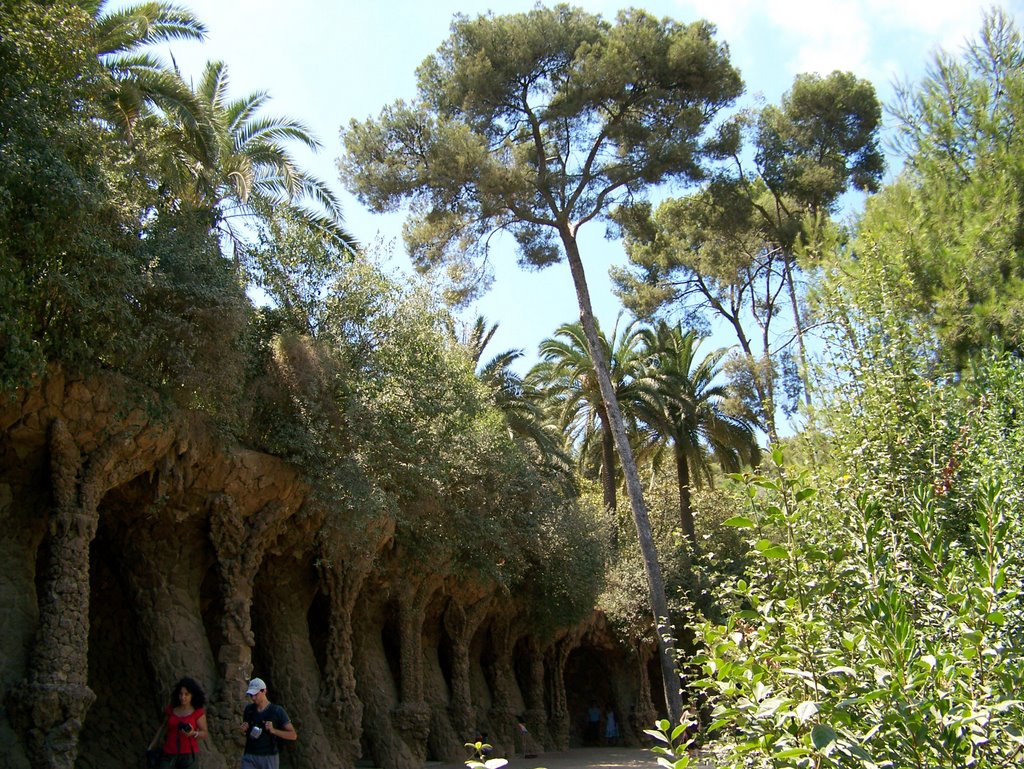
[198,60,231,115]
[236,116,322,152]
[94,2,206,57]
[226,93,273,137]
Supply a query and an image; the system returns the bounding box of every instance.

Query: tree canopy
[340,3,742,301]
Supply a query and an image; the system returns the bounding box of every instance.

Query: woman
[147,677,208,768]
[603,706,619,746]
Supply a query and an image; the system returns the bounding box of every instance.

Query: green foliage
[90,0,211,156]
[529,317,651,514]
[601,545,658,644]
[460,317,574,481]
[521,491,607,635]
[188,60,357,254]
[0,0,141,390]
[856,8,1024,369]
[119,206,250,419]
[599,472,749,644]
[646,718,700,769]
[615,70,883,432]
[756,71,884,213]
[690,353,1024,767]
[246,206,353,337]
[632,321,761,542]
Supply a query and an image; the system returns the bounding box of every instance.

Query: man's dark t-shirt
[243,702,290,755]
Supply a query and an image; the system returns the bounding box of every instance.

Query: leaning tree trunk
[597,406,618,549]
[560,228,683,724]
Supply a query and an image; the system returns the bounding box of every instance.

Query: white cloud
[674,0,1005,102]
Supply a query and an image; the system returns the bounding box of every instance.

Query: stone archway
[564,646,616,746]
[79,524,159,769]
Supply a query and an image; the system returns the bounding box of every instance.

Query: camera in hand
[178,722,192,733]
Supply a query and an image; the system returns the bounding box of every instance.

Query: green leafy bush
[691,354,1024,769]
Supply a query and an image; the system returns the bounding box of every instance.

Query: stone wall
[0,371,658,769]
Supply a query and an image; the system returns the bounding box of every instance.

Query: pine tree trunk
[559,228,683,723]
[783,259,813,407]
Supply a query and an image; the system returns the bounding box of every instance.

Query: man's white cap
[246,677,266,696]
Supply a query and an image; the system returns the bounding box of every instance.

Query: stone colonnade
[0,371,658,769]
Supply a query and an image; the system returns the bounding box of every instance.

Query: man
[585,702,601,746]
[240,677,297,769]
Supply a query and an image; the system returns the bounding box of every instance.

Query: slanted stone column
[317,548,374,767]
[208,494,287,759]
[544,634,575,750]
[521,638,551,748]
[114,510,226,769]
[422,595,461,763]
[255,548,343,769]
[443,596,490,741]
[391,576,437,762]
[486,612,521,754]
[352,580,419,769]
[10,416,169,769]
[634,638,658,734]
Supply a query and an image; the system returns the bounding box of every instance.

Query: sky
[136,0,1020,374]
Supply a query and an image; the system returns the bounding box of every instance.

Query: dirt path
[430,746,714,769]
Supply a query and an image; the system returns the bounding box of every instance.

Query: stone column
[634,638,658,733]
[115,512,226,769]
[521,638,551,748]
[486,612,521,754]
[9,417,167,769]
[443,596,490,741]
[317,550,373,767]
[352,583,419,769]
[207,494,287,760]
[254,551,343,769]
[391,577,436,762]
[544,634,574,750]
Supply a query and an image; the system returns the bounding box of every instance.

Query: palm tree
[85,1,214,157]
[636,321,761,542]
[84,3,357,254]
[530,317,651,517]
[462,317,572,478]
[188,60,357,254]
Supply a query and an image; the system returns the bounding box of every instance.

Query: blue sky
[144,0,1018,375]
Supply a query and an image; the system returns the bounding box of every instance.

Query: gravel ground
[430,745,714,769]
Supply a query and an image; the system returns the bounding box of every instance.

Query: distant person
[147,676,208,768]
[585,702,601,745]
[240,677,297,769]
[604,706,619,746]
[517,714,540,758]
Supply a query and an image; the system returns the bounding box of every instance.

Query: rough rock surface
[0,371,658,769]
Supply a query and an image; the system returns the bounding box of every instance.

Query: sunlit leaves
[690,354,1024,768]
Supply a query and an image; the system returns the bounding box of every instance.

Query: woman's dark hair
[170,677,206,708]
